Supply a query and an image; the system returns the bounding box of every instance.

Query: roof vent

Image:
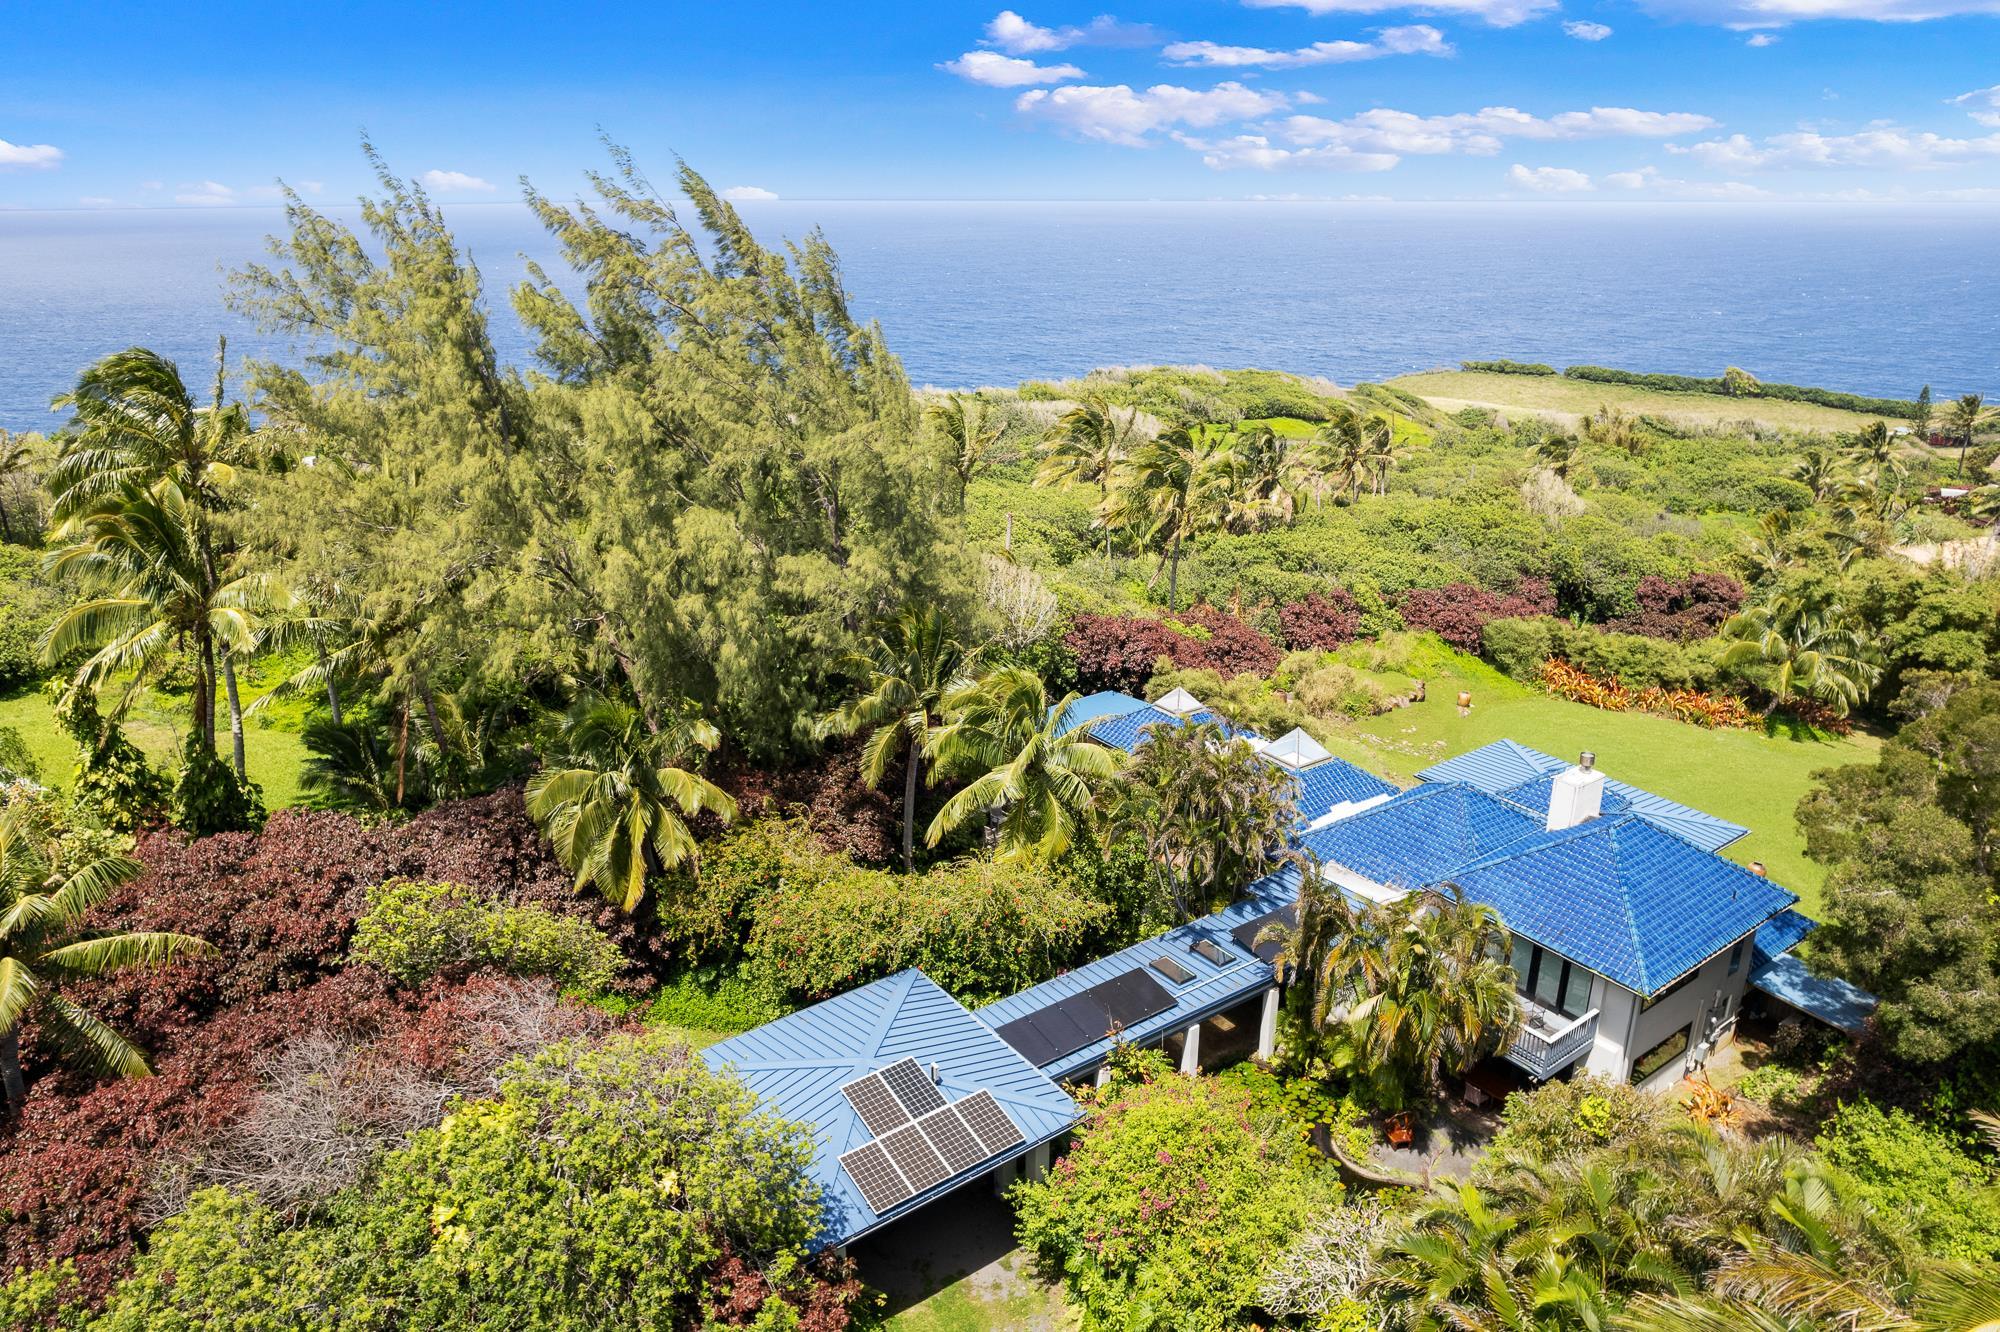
[929,1061,941,1083]
[1579,751,1596,771]
[1155,686,1202,716]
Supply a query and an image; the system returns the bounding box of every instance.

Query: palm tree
[925,392,1011,511]
[1583,404,1645,458]
[1314,409,1369,504]
[1785,447,1842,503]
[525,696,738,912]
[1842,419,1897,475]
[924,666,1126,863]
[1,801,212,1114]
[1720,587,1880,718]
[0,430,33,544]
[1532,430,1583,481]
[1946,393,1997,480]
[39,480,266,761]
[46,342,277,779]
[1739,510,1803,586]
[815,607,981,870]
[1361,413,1400,495]
[1107,425,1236,610]
[1037,395,1141,560]
[1219,424,1299,531]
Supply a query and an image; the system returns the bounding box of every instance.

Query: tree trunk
[1168,532,1183,611]
[315,633,343,725]
[395,701,409,807]
[902,735,919,872]
[222,651,247,781]
[415,674,448,751]
[1,1028,23,1115]
[195,632,217,751]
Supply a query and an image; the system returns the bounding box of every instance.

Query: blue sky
[2,1,1997,205]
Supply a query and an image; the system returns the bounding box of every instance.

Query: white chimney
[1546,751,1606,831]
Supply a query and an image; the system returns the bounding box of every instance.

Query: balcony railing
[1504,1002,1600,1081]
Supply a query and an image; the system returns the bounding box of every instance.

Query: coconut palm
[1945,393,1997,480]
[525,695,739,912]
[1583,403,1645,458]
[1107,425,1236,610]
[0,430,33,544]
[1740,510,1804,586]
[1260,865,1396,1040]
[924,666,1126,863]
[1532,429,1584,481]
[1224,424,1296,530]
[1314,409,1370,504]
[925,392,1011,511]
[40,480,266,759]
[0,801,212,1113]
[1785,447,1843,503]
[1842,419,1898,475]
[1361,413,1400,495]
[1037,394,1142,560]
[815,606,981,870]
[1720,587,1880,718]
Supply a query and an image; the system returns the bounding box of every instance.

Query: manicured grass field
[0,684,312,810]
[1387,370,1889,435]
[1311,654,1877,917]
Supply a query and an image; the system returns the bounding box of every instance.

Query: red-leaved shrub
[1398,579,1557,654]
[1604,573,1746,642]
[1276,590,1363,651]
[1065,607,1280,693]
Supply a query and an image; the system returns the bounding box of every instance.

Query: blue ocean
[2,201,1996,430]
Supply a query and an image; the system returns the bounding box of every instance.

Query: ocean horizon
[4,200,1997,430]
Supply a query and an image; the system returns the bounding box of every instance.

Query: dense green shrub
[746,855,1111,1004]
[1815,1100,2000,1263]
[170,733,263,835]
[1460,359,1556,376]
[350,879,627,992]
[642,969,787,1033]
[1482,616,1559,681]
[653,817,835,966]
[1561,365,1917,419]
[48,682,167,832]
[1012,1055,1342,1331]
[0,545,61,693]
[1487,1075,1680,1164]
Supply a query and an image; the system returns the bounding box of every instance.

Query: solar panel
[880,1058,947,1116]
[956,1090,1026,1155]
[1150,955,1195,984]
[880,1123,952,1195]
[917,1103,986,1174]
[1231,905,1297,963]
[1047,993,1113,1042]
[1190,937,1232,966]
[994,1015,1061,1067]
[1094,969,1174,1026]
[841,1072,911,1136]
[839,1140,914,1214]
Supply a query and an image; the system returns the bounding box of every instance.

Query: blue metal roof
[1752,907,1817,969]
[1418,740,1750,853]
[1286,754,1401,821]
[978,870,1301,1083]
[702,970,1081,1248]
[1751,953,1877,1033]
[1301,782,1542,892]
[1444,814,1797,996]
[1085,703,1239,752]
[1052,690,1150,738]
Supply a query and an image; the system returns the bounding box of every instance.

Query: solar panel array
[992,967,1176,1067]
[836,1060,1030,1218]
[1230,904,1297,964]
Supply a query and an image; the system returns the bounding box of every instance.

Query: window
[1727,941,1744,976]
[1509,941,1593,1020]
[1630,1024,1692,1085]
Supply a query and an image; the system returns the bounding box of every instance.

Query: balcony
[1503,1000,1599,1081]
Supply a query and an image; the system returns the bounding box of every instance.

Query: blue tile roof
[1301,782,1543,892]
[1084,703,1238,751]
[702,970,1081,1248]
[1752,907,1817,969]
[1052,690,1150,738]
[1443,813,1796,996]
[977,870,1301,1082]
[1286,754,1401,821]
[1418,740,1749,853]
[1750,953,1876,1033]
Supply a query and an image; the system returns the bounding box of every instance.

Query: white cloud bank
[1563,19,1615,37]
[419,169,495,192]
[981,10,1154,53]
[722,185,779,201]
[1014,81,1293,146]
[941,50,1085,85]
[1634,0,2000,24]
[1244,0,1560,28]
[1165,25,1452,67]
[1277,105,1717,156]
[1509,163,1596,191]
[0,138,63,169]
[1668,126,2000,169]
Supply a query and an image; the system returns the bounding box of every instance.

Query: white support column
[991,1158,1018,1197]
[1094,1064,1112,1088]
[1179,1021,1202,1076]
[1027,1141,1052,1181]
[1257,986,1280,1061]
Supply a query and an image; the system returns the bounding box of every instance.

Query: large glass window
[1510,941,1593,1020]
[1631,1024,1692,1085]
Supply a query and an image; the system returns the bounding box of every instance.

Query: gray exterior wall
[1580,935,1756,1088]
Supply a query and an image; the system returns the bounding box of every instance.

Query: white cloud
[298,180,326,194]
[1276,105,1718,158]
[175,180,236,206]
[1563,19,1615,37]
[1509,163,1595,191]
[0,138,63,170]
[1950,84,2000,127]
[1244,0,1560,28]
[1668,126,2000,170]
[1178,132,1402,171]
[419,169,495,192]
[1165,25,1451,67]
[1014,81,1292,146]
[722,185,779,201]
[1746,30,1781,41]
[981,10,1155,53]
[1603,164,1772,196]
[1633,0,2000,24]
[941,49,1085,85]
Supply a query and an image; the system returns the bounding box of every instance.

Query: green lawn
[880,1258,1074,1332]
[1387,370,1888,435]
[0,683,312,810]
[1312,654,1877,917]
